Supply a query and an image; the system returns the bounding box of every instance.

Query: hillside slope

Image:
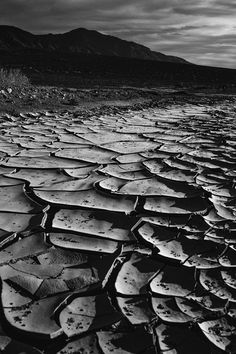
[0,25,188,64]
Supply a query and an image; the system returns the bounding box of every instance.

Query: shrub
[0,68,30,89]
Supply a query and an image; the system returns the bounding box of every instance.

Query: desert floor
[0,89,236,353]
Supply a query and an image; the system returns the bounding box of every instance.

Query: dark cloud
[0,0,235,68]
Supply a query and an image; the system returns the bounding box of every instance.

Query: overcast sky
[1,0,235,68]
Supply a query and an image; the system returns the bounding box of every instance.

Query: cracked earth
[0,98,236,353]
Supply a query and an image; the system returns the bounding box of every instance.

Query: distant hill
[0,25,188,64]
[1,25,236,89]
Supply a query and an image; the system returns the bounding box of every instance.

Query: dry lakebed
[0,91,236,353]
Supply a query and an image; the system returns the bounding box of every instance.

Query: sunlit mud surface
[0,101,236,353]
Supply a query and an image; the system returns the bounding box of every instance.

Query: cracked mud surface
[0,97,236,353]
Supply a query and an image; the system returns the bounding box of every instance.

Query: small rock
[7,88,12,94]
[0,90,7,97]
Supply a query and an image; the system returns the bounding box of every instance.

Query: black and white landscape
[0,1,236,353]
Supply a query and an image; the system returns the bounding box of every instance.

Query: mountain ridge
[0,25,188,64]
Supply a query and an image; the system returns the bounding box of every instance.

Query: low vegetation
[0,68,30,89]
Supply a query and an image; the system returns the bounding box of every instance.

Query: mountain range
[0,25,188,64]
[1,25,236,88]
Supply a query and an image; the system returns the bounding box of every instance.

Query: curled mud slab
[0,100,236,353]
